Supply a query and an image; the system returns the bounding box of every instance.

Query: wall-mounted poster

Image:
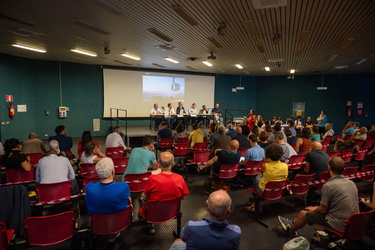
[357,102,363,109]
[293,102,305,118]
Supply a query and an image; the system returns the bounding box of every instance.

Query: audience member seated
[285,116,294,125]
[285,129,297,146]
[210,125,231,157]
[275,117,283,124]
[310,125,321,143]
[258,131,271,149]
[122,135,159,179]
[21,133,47,154]
[198,122,208,138]
[303,142,329,180]
[211,103,223,124]
[199,140,240,175]
[240,118,250,137]
[173,123,188,143]
[233,127,249,149]
[208,123,218,147]
[157,121,173,142]
[270,116,277,126]
[264,122,273,138]
[226,123,236,139]
[144,152,189,234]
[250,125,259,138]
[188,123,204,148]
[242,135,264,165]
[304,116,313,127]
[80,142,106,164]
[294,116,303,127]
[188,103,198,124]
[1,138,32,178]
[49,125,74,158]
[169,190,241,250]
[105,125,130,151]
[287,122,296,137]
[359,181,375,210]
[36,140,78,194]
[246,144,288,212]
[277,157,359,236]
[334,127,368,151]
[268,123,286,143]
[85,157,131,242]
[77,131,99,156]
[296,128,313,154]
[176,101,188,128]
[322,123,334,140]
[274,132,297,162]
[257,121,264,133]
[341,121,355,139]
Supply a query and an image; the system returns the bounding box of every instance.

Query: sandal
[245,204,255,213]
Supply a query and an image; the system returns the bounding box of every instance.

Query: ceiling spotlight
[218,23,227,35]
[203,61,213,67]
[207,52,216,60]
[235,64,243,69]
[276,62,281,68]
[104,46,111,54]
[273,33,281,44]
[290,69,295,74]
[265,67,270,71]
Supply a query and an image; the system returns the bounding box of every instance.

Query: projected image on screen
[143,75,185,103]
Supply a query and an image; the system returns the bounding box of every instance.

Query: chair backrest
[343,135,352,140]
[193,142,208,151]
[159,138,173,149]
[218,163,239,179]
[291,174,315,194]
[364,139,375,149]
[5,168,35,183]
[288,155,305,170]
[333,134,342,141]
[244,160,263,176]
[327,151,340,159]
[79,163,98,177]
[24,211,75,246]
[341,149,354,163]
[36,181,72,203]
[91,205,133,235]
[262,180,287,200]
[354,149,367,161]
[321,141,330,152]
[343,166,359,180]
[238,148,248,157]
[176,137,189,144]
[124,172,152,192]
[142,198,181,223]
[173,143,189,156]
[317,171,330,190]
[361,164,375,181]
[82,177,101,193]
[0,222,13,250]
[192,151,210,165]
[25,153,43,166]
[342,209,375,240]
[322,135,333,143]
[105,147,124,159]
[352,140,364,149]
[113,157,129,174]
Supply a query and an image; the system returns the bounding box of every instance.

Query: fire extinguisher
[9,103,15,117]
[346,108,352,117]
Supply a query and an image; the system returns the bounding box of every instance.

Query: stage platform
[120,126,157,147]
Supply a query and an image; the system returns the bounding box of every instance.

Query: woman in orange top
[296,128,313,154]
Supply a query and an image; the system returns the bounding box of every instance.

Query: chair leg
[248,196,269,228]
[183,159,191,183]
[173,212,182,239]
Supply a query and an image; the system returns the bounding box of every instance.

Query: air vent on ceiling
[171,5,198,26]
[148,28,173,43]
[252,0,287,9]
[207,37,223,48]
[267,58,283,63]
[114,60,131,65]
[71,19,110,35]
[152,63,166,68]
[10,28,43,37]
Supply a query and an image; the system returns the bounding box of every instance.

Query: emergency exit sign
[6,95,13,102]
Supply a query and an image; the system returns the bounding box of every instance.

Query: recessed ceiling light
[164,57,179,64]
[235,64,243,69]
[203,61,213,67]
[121,54,141,60]
[12,44,46,53]
[71,49,97,57]
[265,67,270,71]
[290,69,295,74]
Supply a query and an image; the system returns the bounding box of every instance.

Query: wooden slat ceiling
[0,0,374,75]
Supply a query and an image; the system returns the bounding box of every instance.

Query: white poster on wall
[17,105,27,112]
[93,119,100,132]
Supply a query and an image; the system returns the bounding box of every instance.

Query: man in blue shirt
[49,125,74,158]
[341,121,354,139]
[243,134,265,164]
[211,103,223,124]
[170,190,241,250]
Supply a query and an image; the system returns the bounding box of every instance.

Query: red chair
[364,139,375,149]
[36,181,72,203]
[138,198,182,237]
[24,211,75,246]
[176,137,189,144]
[248,180,287,228]
[316,209,375,241]
[192,142,208,151]
[25,153,43,166]
[157,138,173,151]
[124,172,152,193]
[317,171,330,190]
[244,160,263,176]
[343,166,359,180]
[341,149,354,163]
[360,164,375,181]
[191,151,210,165]
[333,134,342,141]
[82,177,101,193]
[172,143,190,182]
[80,163,98,177]
[321,141,330,152]
[105,147,124,159]
[343,135,351,140]
[5,168,35,184]
[290,174,315,195]
[327,151,340,158]
[354,149,367,162]
[288,155,305,170]
[113,157,129,174]
[0,222,14,250]
[322,135,333,143]
[91,205,132,235]
[217,163,240,179]
[238,148,248,157]
[352,140,365,149]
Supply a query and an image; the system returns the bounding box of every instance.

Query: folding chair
[138,198,182,238]
[248,179,287,228]
[105,147,124,159]
[124,172,152,193]
[82,177,100,193]
[25,153,43,166]
[79,163,97,177]
[342,166,359,181]
[24,211,75,246]
[0,222,14,250]
[360,164,375,181]
[288,155,305,170]
[91,205,132,235]
[113,157,129,174]
[5,167,35,184]
[36,181,72,203]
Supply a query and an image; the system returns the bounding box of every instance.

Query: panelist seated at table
[150,103,164,130]
[211,103,223,124]
[164,103,176,129]
[189,103,198,124]
[198,105,210,127]
[176,101,188,128]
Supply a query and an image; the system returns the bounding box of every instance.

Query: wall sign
[6,95,13,102]
[357,102,363,109]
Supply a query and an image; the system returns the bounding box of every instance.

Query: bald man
[22,133,47,154]
[232,126,249,149]
[304,142,330,179]
[200,140,241,175]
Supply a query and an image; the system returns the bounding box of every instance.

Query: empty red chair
[113,157,129,174]
[192,142,208,151]
[172,143,189,156]
[91,205,132,235]
[364,139,375,149]
[25,153,43,166]
[244,160,263,176]
[327,151,340,159]
[238,148,248,157]
[24,211,75,246]
[80,163,98,177]
[322,135,333,143]
[343,166,359,180]
[316,209,375,241]
[321,141,330,152]
[341,149,354,163]
[124,172,152,193]
[138,198,182,237]
[36,181,72,203]
[360,164,375,181]
[157,138,173,151]
[105,147,124,159]
[288,155,305,170]
[317,171,330,190]
[5,168,35,184]
[333,134,342,141]
[343,135,351,140]
[0,222,14,250]
[290,174,315,195]
[354,149,367,162]
[176,137,189,144]
[191,151,210,165]
[352,140,365,149]
[82,177,101,193]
